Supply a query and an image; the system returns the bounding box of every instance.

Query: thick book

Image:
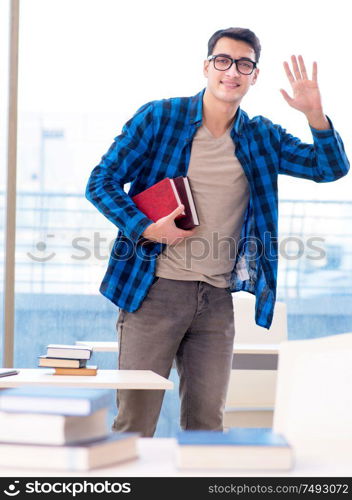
[39,356,87,368]
[53,365,98,376]
[0,387,111,416]
[0,407,108,445]
[176,427,294,471]
[0,432,139,471]
[132,176,199,230]
[46,344,93,360]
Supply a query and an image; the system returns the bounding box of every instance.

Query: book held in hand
[176,427,294,471]
[0,432,139,471]
[0,387,111,416]
[132,176,199,230]
[46,344,93,360]
[0,407,108,445]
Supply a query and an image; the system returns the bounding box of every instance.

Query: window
[2,0,352,437]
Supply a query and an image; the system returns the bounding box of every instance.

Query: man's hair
[207,27,261,63]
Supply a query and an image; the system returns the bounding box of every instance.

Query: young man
[85,28,349,437]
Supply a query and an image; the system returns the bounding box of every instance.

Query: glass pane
[15,2,120,423]
[13,0,352,441]
[277,200,352,339]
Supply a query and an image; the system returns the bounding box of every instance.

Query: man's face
[203,37,259,105]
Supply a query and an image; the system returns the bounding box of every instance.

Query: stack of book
[0,387,139,471]
[38,344,97,376]
[132,176,199,230]
[176,427,294,471]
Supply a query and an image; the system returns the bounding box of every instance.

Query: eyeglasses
[207,54,257,75]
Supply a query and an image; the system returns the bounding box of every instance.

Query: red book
[132,177,199,230]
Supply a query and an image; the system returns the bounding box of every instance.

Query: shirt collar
[189,88,245,135]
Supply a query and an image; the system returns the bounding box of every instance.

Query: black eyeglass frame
[207,54,257,75]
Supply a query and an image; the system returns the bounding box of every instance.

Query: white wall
[17,0,352,200]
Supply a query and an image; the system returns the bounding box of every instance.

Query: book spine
[183,177,199,225]
[173,177,199,229]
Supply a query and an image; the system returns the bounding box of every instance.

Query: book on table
[0,432,139,471]
[38,356,87,368]
[0,387,111,416]
[46,344,93,360]
[53,365,98,376]
[0,368,19,378]
[0,386,138,471]
[0,407,108,445]
[132,176,199,230]
[176,427,294,471]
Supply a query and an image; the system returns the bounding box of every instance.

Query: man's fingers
[312,61,318,82]
[298,55,308,79]
[279,88,294,105]
[283,61,295,85]
[168,204,185,219]
[291,55,302,80]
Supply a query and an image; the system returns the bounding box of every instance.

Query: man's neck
[202,89,240,137]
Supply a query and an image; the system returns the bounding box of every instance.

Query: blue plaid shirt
[85,88,349,329]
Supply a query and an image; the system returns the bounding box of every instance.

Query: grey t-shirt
[155,123,250,288]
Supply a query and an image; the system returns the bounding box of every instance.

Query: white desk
[1,437,351,477]
[234,343,279,355]
[0,369,173,390]
[75,341,280,356]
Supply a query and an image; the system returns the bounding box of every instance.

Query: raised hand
[280,55,323,114]
[280,55,330,129]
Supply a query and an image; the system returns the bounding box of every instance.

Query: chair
[273,332,352,449]
[223,292,288,428]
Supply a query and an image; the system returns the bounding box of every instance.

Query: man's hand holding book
[142,205,196,245]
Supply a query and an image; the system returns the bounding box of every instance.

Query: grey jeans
[112,277,235,437]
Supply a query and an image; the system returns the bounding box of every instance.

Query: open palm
[280,55,323,114]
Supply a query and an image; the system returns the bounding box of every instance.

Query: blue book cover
[0,387,111,416]
[177,427,290,447]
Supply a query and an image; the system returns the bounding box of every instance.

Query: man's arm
[277,54,349,181]
[275,116,349,182]
[85,102,155,242]
[85,101,197,245]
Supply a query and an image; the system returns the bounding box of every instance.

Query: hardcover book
[132,176,199,230]
[53,365,98,376]
[0,432,139,471]
[0,407,108,445]
[38,356,87,368]
[46,344,93,360]
[176,427,294,471]
[0,369,19,378]
[0,387,111,416]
